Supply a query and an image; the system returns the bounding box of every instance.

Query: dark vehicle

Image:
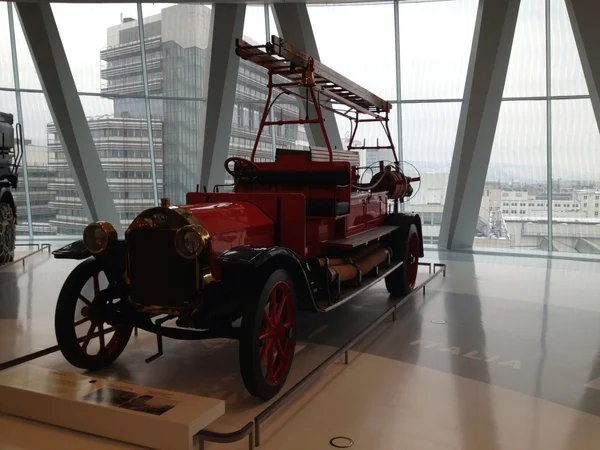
[53,36,423,400]
[0,112,20,265]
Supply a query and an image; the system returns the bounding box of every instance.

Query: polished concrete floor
[1,249,600,449]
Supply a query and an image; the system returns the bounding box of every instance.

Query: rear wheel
[385,223,420,296]
[55,258,132,371]
[0,202,16,265]
[239,269,297,400]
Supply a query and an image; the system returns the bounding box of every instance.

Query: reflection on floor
[1,249,600,449]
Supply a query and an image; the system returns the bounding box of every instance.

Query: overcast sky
[1,0,599,184]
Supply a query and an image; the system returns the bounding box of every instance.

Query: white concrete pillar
[439,0,521,249]
[199,3,246,190]
[565,0,600,132]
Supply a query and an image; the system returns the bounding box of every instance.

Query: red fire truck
[53,36,423,400]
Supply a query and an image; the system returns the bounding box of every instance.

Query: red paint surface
[186,192,306,257]
[181,201,274,255]
[184,153,394,256]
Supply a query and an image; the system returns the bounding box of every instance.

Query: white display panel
[0,365,225,450]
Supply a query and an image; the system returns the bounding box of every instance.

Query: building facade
[13,142,56,236]
[47,117,162,234]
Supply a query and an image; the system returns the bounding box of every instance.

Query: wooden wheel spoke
[81,323,96,352]
[74,316,90,327]
[275,293,287,323]
[260,339,273,366]
[98,323,105,350]
[262,310,274,329]
[78,295,92,307]
[269,291,277,319]
[260,330,275,340]
[266,343,275,381]
[275,339,287,359]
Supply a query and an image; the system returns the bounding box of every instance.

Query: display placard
[0,365,225,450]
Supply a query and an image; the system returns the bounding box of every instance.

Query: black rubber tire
[385,223,420,296]
[239,269,297,400]
[55,258,132,371]
[0,202,16,265]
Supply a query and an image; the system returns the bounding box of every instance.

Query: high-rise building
[13,141,56,236]
[47,116,162,234]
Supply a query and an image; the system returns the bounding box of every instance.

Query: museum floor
[1,248,600,449]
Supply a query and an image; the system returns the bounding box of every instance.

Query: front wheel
[55,258,132,371]
[385,223,420,296]
[239,269,297,400]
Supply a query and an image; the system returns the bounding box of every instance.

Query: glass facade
[473,0,600,254]
[1,1,598,256]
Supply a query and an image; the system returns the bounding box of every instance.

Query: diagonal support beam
[15,2,122,232]
[271,3,344,151]
[199,4,246,191]
[439,0,521,250]
[565,0,600,133]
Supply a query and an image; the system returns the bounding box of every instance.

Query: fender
[0,174,18,189]
[215,246,320,312]
[53,240,127,284]
[384,212,424,257]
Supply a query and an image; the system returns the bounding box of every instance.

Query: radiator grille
[127,228,198,307]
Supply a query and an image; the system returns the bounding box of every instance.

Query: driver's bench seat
[234,151,352,217]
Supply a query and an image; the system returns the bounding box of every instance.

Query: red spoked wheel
[240,269,297,400]
[385,223,420,296]
[55,258,132,371]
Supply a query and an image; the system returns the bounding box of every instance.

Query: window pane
[11,4,41,90]
[18,92,86,237]
[243,5,265,44]
[551,99,600,254]
[80,95,158,229]
[0,5,14,88]
[550,0,588,96]
[52,3,138,94]
[401,102,461,244]
[503,0,546,98]
[474,101,548,251]
[399,0,477,101]
[151,99,203,204]
[140,3,211,99]
[308,3,397,101]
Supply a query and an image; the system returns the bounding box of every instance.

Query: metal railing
[1,242,52,270]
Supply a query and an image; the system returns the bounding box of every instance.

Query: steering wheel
[224,157,260,180]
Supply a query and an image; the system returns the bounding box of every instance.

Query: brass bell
[301,69,316,87]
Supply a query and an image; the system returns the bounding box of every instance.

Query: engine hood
[126,200,274,256]
[181,201,274,254]
[181,201,271,234]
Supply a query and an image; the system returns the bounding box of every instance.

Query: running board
[317,260,403,312]
[321,225,399,249]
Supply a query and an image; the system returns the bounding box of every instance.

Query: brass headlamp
[83,221,118,254]
[174,225,210,259]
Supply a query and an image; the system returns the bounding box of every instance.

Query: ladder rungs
[236,36,392,115]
